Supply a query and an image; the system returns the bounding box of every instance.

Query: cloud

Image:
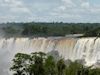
[81,2,90,8]
[1,0,31,13]
[48,0,100,22]
[0,0,100,23]
[62,0,76,7]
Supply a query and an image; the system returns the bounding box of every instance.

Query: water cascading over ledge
[0,37,100,75]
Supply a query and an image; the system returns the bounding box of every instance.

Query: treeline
[2,22,100,37]
[84,27,100,37]
[10,52,100,75]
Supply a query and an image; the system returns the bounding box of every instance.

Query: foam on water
[0,37,100,74]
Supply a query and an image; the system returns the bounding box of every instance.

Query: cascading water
[0,37,100,75]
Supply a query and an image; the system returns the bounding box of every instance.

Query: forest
[2,22,100,37]
[10,52,100,75]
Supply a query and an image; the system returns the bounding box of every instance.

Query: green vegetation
[2,22,100,37]
[1,22,100,37]
[2,26,22,37]
[3,26,19,34]
[10,52,100,75]
[84,27,100,37]
[21,23,100,37]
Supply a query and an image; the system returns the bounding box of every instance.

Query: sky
[0,0,100,23]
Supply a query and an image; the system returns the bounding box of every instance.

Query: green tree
[10,52,100,75]
[57,59,66,75]
[65,60,83,75]
[10,53,31,75]
[45,56,57,75]
[31,52,46,75]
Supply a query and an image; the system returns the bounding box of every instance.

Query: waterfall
[0,37,100,75]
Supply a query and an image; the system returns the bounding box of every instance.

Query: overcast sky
[0,0,100,23]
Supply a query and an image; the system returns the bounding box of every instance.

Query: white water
[0,37,100,75]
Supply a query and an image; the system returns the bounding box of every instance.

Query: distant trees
[84,27,100,37]
[22,25,48,36]
[3,26,19,34]
[3,26,21,37]
[20,23,100,37]
[10,52,100,75]
[2,22,100,37]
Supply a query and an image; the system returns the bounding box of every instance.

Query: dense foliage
[10,52,100,75]
[2,22,100,37]
[84,27,100,37]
